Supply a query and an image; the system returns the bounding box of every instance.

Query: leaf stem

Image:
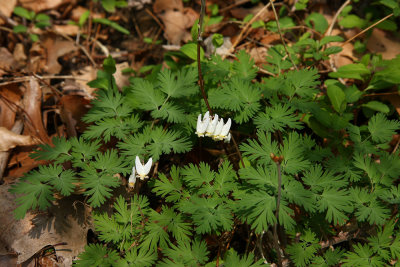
[269,0,298,70]
[197,0,212,116]
[273,161,283,267]
[231,134,245,169]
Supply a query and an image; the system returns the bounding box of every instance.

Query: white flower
[205,114,219,137]
[195,112,210,137]
[128,166,136,188]
[224,132,231,143]
[212,118,224,140]
[213,118,231,141]
[135,156,152,180]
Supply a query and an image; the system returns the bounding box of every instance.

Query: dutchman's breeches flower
[205,114,219,137]
[212,118,231,141]
[195,111,210,137]
[128,156,153,188]
[195,112,232,143]
[128,166,136,188]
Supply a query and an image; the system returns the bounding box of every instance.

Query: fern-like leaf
[284,68,320,98]
[254,103,303,133]
[223,249,264,267]
[151,101,186,123]
[368,113,400,143]
[233,50,258,81]
[280,132,311,174]
[157,67,198,97]
[342,243,385,267]
[351,188,390,225]
[153,166,188,203]
[180,196,233,234]
[287,230,321,267]
[240,131,279,165]
[119,126,192,161]
[83,114,143,141]
[317,187,353,225]
[31,137,72,163]
[208,76,261,123]
[74,244,122,266]
[127,78,165,110]
[125,247,157,267]
[159,239,209,266]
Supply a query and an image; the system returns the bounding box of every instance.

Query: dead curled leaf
[19,0,69,13]
[42,34,77,74]
[367,28,400,60]
[153,0,198,45]
[0,127,36,152]
[0,0,16,25]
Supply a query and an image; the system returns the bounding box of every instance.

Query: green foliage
[74,244,122,266]
[222,249,264,266]
[8,6,400,264]
[12,7,51,41]
[287,230,321,267]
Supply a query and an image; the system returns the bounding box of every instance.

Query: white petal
[143,157,152,175]
[206,114,218,136]
[135,156,144,175]
[196,114,202,130]
[224,133,231,143]
[220,118,231,136]
[201,116,210,132]
[213,118,224,136]
[203,111,210,121]
[128,170,136,188]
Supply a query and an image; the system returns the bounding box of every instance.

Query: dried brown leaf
[0,0,16,25]
[0,127,36,151]
[367,28,400,60]
[19,0,69,13]
[42,35,77,74]
[153,0,198,45]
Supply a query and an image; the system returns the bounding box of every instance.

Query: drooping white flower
[128,166,136,188]
[218,118,232,141]
[195,113,210,137]
[203,111,210,121]
[213,118,232,141]
[224,132,231,143]
[135,156,152,180]
[212,118,224,140]
[205,114,219,137]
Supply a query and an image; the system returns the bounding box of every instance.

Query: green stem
[273,161,283,267]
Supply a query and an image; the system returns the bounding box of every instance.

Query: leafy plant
[12,6,51,41]
[8,1,400,265]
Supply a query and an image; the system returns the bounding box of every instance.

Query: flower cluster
[128,156,153,188]
[195,111,231,143]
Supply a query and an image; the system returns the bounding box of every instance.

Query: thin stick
[196,0,245,170]
[219,0,251,13]
[50,29,97,67]
[273,161,283,267]
[325,0,351,84]
[197,0,212,115]
[342,13,394,46]
[231,135,245,168]
[269,0,297,70]
[225,2,271,58]
[392,136,400,155]
[257,231,269,264]
[145,8,165,30]
[0,75,89,87]
[325,0,351,36]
